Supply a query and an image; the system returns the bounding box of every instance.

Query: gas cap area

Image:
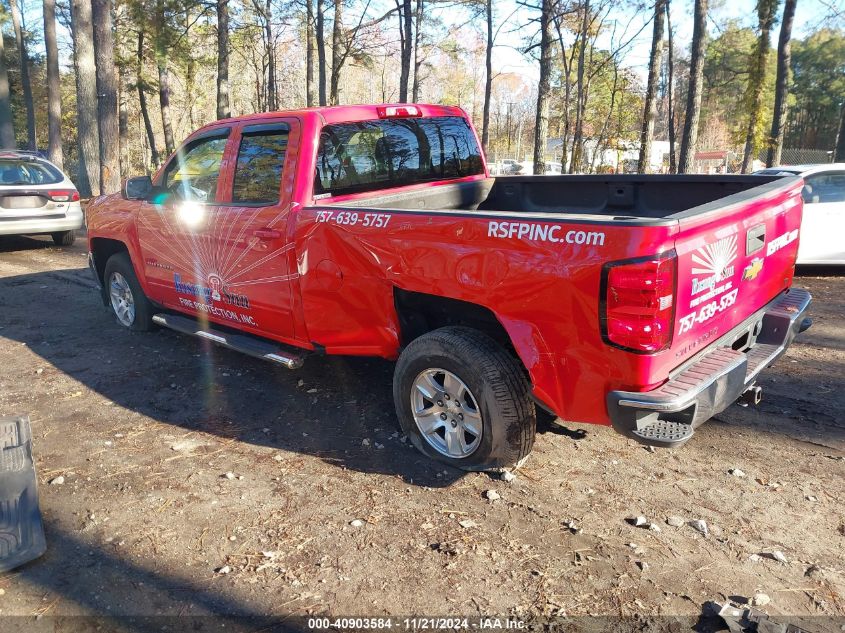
[314,259,344,291]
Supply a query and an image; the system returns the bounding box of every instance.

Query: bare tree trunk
[92,0,120,193]
[306,0,315,106]
[570,0,590,173]
[741,0,778,173]
[157,61,175,155]
[216,0,231,119]
[114,1,129,177]
[0,25,15,148]
[678,0,707,174]
[766,0,796,167]
[136,29,159,168]
[265,0,276,110]
[329,0,343,105]
[532,0,552,175]
[118,64,129,177]
[71,0,100,196]
[44,0,63,167]
[398,0,412,102]
[411,0,424,102]
[553,16,576,171]
[481,0,492,153]
[152,0,174,155]
[10,0,35,150]
[186,14,196,127]
[637,0,666,173]
[835,103,845,162]
[666,0,676,173]
[316,0,327,105]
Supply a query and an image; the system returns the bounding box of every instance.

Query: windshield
[0,158,63,186]
[315,116,484,197]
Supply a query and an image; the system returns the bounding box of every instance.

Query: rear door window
[232,124,290,205]
[315,116,484,196]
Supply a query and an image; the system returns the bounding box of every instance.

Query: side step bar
[152,313,307,369]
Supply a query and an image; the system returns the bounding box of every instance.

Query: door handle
[253,228,282,240]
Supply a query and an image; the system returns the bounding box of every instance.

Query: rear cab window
[315,116,484,197]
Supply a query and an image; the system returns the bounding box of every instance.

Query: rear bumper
[607,288,812,447]
[0,203,84,236]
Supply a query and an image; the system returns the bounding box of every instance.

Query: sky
[480,0,845,83]
[17,0,845,85]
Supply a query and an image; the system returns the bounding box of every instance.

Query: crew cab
[86,104,812,471]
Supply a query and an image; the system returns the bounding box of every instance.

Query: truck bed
[304,171,805,428]
[329,174,792,221]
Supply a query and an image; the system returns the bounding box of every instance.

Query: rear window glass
[0,159,63,185]
[315,116,484,196]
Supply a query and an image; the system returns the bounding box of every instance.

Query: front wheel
[393,326,536,471]
[103,253,154,331]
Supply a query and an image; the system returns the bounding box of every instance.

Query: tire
[52,230,76,246]
[393,326,536,471]
[103,252,154,332]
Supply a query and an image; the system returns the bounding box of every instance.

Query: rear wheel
[393,326,536,471]
[103,253,154,331]
[51,230,76,246]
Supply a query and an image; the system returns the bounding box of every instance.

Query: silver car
[0,151,84,246]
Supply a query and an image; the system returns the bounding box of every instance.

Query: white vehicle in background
[496,158,519,175]
[755,163,845,265]
[0,151,83,246]
[510,160,562,175]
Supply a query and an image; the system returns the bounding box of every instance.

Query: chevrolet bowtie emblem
[743,258,764,281]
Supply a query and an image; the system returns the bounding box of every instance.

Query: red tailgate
[671,177,803,364]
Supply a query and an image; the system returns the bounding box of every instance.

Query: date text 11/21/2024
[306,617,526,630]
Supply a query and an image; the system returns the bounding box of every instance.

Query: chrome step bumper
[606,288,812,448]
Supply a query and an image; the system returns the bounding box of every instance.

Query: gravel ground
[0,234,842,631]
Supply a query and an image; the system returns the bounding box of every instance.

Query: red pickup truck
[86,103,812,471]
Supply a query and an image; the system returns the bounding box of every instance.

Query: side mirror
[123,176,153,200]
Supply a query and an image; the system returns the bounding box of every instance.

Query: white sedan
[755,163,845,265]
[0,151,83,246]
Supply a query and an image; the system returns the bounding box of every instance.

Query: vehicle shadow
[0,266,566,488]
[0,234,77,253]
[13,518,306,631]
[795,264,845,277]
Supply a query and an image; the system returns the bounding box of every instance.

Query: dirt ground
[0,234,843,631]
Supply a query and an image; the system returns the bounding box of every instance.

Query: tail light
[48,189,80,202]
[601,253,677,353]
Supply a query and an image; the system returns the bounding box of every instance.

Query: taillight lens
[602,254,676,353]
[48,189,80,202]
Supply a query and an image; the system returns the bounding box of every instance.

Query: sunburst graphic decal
[138,200,299,294]
[691,235,738,277]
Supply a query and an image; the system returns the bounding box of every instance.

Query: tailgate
[671,176,803,361]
